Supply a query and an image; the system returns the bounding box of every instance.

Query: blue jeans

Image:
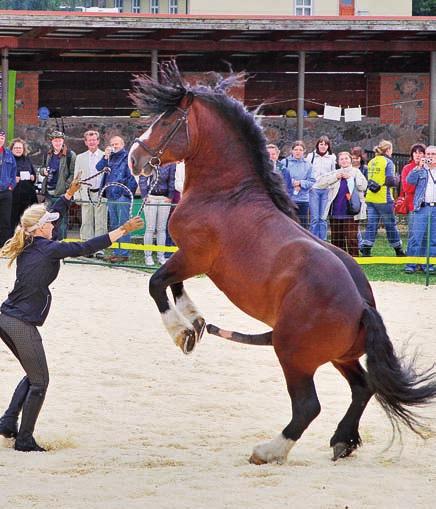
[406,205,436,270]
[295,201,309,230]
[362,202,402,249]
[108,196,130,257]
[309,188,329,240]
[45,195,68,241]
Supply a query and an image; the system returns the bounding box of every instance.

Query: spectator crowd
[0,128,435,273]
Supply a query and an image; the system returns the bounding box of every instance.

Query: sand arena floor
[0,262,435,509]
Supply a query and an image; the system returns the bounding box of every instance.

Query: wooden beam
[2,36,434,52]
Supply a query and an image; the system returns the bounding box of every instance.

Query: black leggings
[0,313,49,396]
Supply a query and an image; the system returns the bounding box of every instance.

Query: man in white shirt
[74,130,107,258]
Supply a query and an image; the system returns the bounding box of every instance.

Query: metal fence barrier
[61,199,435,286]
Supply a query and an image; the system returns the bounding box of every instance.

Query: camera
[367,179,381,193]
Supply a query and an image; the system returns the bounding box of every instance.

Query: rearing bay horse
[128,62,436,464]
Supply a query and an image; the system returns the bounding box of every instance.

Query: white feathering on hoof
[251,434,295,464]
[176,290,203,323]
[161,304,194,346]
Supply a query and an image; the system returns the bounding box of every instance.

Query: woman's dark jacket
[1,197,111,326]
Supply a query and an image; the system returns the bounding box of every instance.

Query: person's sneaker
[157,257,166,266]
[422,265,436,274]
[394,247,406,257]
[145,256,154,266]
[360,246,372,257]
[95,251,105,260]
[404,266,416,274]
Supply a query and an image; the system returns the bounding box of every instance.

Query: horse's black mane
[130,61,298,222]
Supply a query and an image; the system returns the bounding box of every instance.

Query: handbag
[394,194,409,215]
[346,186,361,216]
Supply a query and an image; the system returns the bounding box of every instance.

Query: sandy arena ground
[0,261,435,509]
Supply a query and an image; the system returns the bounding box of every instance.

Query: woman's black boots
[0,376,30,439]
[14,384,46,452]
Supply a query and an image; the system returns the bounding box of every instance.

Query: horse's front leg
[149,252,205,354]
[170,282,206,341]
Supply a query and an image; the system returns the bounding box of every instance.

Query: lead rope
[79,164,161,218]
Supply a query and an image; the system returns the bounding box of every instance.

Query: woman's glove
[120,216,144,234]
[66,176,82,197]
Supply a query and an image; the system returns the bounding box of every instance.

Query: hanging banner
[0,70,17,140]
[323,103,341,122]
[344,106,362,122]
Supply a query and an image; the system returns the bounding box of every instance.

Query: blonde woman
[360,140,405,257]
[0,180,143,452]
[317,152,367,256]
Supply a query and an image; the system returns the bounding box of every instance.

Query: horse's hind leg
[250,368,320,465]
[170,282,206,341]
[330,360,373,461]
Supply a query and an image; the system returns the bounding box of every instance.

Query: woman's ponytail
[0,227,30,267]
[0,203,47,267]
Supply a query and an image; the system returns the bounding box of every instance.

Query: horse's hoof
[332,442,353,461]
[182,329,197,355]
[249,453,267,465]
[193,318,206,343]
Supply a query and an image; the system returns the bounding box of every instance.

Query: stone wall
[259,116,428,157]
[15,115,428,166]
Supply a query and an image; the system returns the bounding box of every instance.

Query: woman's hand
[120,216,144,234]
[163,197,172,203]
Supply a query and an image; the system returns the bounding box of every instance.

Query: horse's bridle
[133,106,189,172]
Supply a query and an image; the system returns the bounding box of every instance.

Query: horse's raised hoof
[180,328,196,355]
[332,442,354,461]
[193,317,206,343]
[249,453,267,465]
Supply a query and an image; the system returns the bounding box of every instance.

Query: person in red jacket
[401,143,426,273]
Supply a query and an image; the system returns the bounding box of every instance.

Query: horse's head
[128,93,194,178]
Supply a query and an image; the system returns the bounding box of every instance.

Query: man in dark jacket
[0,129,17,247]
[96,135,137,263]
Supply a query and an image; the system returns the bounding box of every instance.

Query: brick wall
[379,74,429,127]
[15,72,39,127]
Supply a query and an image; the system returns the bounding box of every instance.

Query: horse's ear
[182,91,194,108]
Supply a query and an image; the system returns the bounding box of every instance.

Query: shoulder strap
[66,151,72,169]
[311,152,315,164]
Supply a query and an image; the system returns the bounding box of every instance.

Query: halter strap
[133,106,189,168]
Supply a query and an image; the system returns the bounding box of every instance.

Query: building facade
[105,0,187,13]
[188,0,412,16]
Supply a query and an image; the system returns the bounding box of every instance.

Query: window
[150,0,159,13]
[132,0,140,13]
[169,0,178,14]
[115,0,123,12]
[295,0,312,16]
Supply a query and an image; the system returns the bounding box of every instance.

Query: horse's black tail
[363,306,436,436]
[206,324,272,346]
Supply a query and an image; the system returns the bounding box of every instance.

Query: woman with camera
[10,138,38,230]
[40,131,76,241]
[0,178,143,452]
[360,140,405,257]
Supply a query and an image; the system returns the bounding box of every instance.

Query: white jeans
[80,199,108,241]
[143,195,171,258]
